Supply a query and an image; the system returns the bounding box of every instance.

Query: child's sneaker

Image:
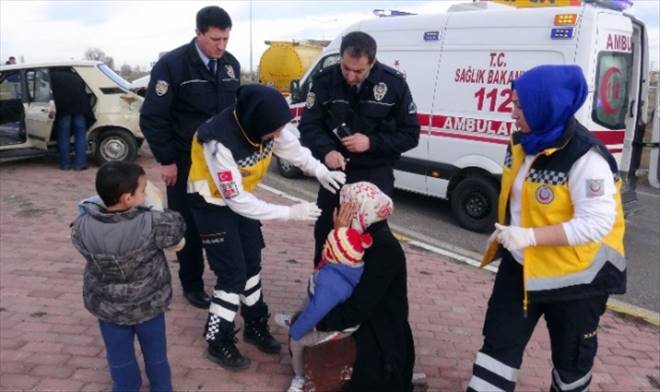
[274,313,292,328]
[286,376,306,392]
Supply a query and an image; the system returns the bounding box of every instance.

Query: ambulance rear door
[581,9,646,167]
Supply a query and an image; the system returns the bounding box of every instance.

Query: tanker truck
[258,40,328,93]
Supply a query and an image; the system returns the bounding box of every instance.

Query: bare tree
[84,47,115,70]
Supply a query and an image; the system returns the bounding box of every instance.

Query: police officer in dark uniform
[299,31,420,264]
[140,6,240,308]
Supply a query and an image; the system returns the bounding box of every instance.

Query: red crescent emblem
[600,67,622,115]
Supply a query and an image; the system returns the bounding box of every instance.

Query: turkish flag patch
[217,170,233,183]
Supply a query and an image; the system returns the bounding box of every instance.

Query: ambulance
[282,0,650,232]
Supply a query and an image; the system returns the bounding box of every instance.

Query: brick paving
[1,151,659,391]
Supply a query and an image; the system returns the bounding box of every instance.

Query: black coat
[320,221,415,392]
[140,39,240,165]
[299,62,420,169]
[50,70,91,116]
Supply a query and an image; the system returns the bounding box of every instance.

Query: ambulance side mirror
[290,80,301,103]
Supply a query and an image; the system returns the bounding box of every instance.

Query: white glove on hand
[315,166,346,194]
[289,202,322,221]
[495,223,536,251]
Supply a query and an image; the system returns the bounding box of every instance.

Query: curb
[257,183,660,327]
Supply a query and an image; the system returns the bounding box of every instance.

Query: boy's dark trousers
[313,164,394,265]
[467,251,608,392]
[98,313,172,392]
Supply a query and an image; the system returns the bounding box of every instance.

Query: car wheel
[94,129,138,164]
[450,176,498,233]
[277,157,302,178]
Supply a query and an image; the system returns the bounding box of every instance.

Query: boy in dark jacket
[71,162,185,392]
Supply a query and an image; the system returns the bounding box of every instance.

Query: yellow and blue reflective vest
[482,119,626,306]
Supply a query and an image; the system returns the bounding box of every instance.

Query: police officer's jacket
[299,62,420,168]
[140,38,240,164]
[482,120,626,307]
[187,109,328,221]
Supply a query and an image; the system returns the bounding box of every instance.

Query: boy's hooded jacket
[71,202,185,325]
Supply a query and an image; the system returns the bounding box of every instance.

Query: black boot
[243,314,281,354]
[207,328,251,370]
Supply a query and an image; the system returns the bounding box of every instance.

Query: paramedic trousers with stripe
[189,194,269,342]
[468,251,608,392]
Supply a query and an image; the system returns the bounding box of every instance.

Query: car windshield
[98,63,132,91]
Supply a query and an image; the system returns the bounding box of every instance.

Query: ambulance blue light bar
[583,0,633,11]
[551,27,575,39]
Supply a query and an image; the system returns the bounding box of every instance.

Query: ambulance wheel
[94,128,138,164]
[277,157,302,178]
[450,176,498,233]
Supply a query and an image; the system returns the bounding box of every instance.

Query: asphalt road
[262,165,660,313]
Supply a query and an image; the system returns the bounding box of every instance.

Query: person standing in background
[50,69,93,171]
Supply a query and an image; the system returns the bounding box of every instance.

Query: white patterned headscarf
[339,182,393,233]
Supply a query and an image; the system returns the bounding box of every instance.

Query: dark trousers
[56,113,87,169]
[313,165,394,264]
[468,252,608,392]
[166,155,204,293]
[98,313,172,392]
[188,194,269,341]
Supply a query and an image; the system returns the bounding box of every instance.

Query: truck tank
[258,40,328,93]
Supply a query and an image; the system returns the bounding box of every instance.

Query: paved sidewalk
[1,153,659,391]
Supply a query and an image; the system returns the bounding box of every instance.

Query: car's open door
[23,68,55,150]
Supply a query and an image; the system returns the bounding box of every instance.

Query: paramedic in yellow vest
[187,84,346,370]
[467,65,626,392]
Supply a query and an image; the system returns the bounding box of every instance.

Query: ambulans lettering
[440,115,513,136]
[606,34,632,53]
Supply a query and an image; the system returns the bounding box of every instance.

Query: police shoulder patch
[408,101,417,114]
[155,80,169,96]
[306,92,316,109]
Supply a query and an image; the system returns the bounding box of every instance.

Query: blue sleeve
[139,60,179,164]
[289,268,352,340]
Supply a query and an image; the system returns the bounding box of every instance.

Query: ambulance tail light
[551,28,575,40]
[554,14,578,26]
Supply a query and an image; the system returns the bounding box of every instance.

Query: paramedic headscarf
[235,84,293,143]
[340,182,393,233]
[512,65,588,155]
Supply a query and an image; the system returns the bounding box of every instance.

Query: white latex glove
[289,202,322,221]
[495,223,537,251]
[315,166,346,194]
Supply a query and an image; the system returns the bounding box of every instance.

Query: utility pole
[249,0,253,74]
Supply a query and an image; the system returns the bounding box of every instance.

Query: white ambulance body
[285,0,649,232]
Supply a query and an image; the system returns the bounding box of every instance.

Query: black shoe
[183,290,210,309]
[207,330,251,370]
[243,314,281,354]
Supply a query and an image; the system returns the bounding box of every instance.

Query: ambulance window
[321,55,340,69]
[592,52,631,129]
[299,54,340,102]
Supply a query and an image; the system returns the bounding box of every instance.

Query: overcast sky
[1,0,658,72]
